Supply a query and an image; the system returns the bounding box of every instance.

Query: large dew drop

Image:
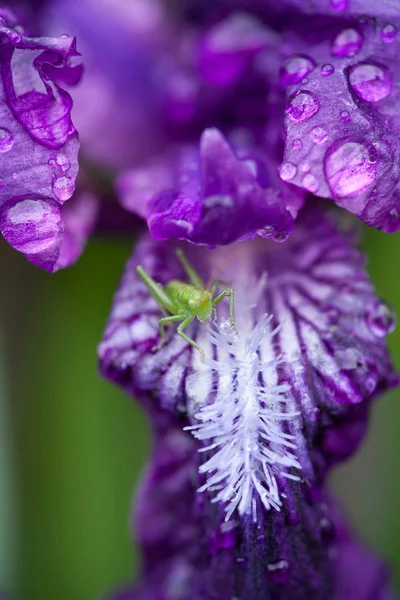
[332,29,362,57]
[325,140,377,198]
[348,62,392,103]
[279,162,297,181]
[286,91,320,123]
[279,55,315,86]
[0,198,62,254]
[52,176,75,202]
[0,128,14,153]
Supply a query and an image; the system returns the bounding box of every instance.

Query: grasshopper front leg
[212,287,237,333]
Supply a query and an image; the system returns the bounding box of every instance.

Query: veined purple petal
[0,9,82,270]
[105,419,394,600]
[117,128,296,246]
[99,207,397,493]
[280,19,400,232]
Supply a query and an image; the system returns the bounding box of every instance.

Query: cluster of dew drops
[278,16,397,202]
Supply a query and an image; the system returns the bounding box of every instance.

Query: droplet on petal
[310,126,328,144]
[0,127,14,153]
[0,198,62,254]
[286,90,320,122]
[381,24,398,44]
[332,29,362,57]
[56,154,71,172]
[279,55,315,86]
[302,173,319,193]
[325,140,377,198]
[52,176,75,202]
[279,162,297,181]
[348,62,392,103]
[320,64,334,77]
[292,138,303,151]
[340,111,351,122]
[366,299,396,337]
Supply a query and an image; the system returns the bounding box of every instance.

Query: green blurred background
[0,227,399,600]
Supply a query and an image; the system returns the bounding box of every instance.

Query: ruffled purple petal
[280,18,400,231]
[0,9,82,270]
[99,205,398,524]
[104,418,394,600]
[118,128,296,246]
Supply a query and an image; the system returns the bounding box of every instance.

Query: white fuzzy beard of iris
[185,278,302,522]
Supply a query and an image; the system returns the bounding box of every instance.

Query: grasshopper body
[136,249,236,359]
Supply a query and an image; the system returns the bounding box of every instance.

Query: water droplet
[279,162,297,181]
[0,198,62,254]
[310,126,328,144]
[321,63,334,77]
[302,173,319,193]
[56,154,70,172]
[366,299,396,337]
[279,55,315,86]
[325,140,377,198]
[340,110,350,122]
[52,176,75,202]
[300,162,310,173]
[381,24,397,44]
[330,0,348,11]
[348,62,392,103]
[292,139,302,151]
[266,560,290,583]
[320,517,335,542]
[332,28,362,57]
[286,90,320,123]
[273,231,289,243]
[0,128,14,153]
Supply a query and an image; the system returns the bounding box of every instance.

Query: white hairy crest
[185,306,301,522]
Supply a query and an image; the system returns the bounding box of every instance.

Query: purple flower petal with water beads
[118,128,296,246]
[280,20,400,232]
[106,418,394,600]
[0,11,82,271]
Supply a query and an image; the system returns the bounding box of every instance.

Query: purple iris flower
[1,1,400,599]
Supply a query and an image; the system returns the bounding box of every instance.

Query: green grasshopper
[136,248,237,359]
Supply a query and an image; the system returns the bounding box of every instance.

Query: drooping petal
[0,9,82,270]
[104,417,395,600]
[117,128,297,246]
[280,18,400,232]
